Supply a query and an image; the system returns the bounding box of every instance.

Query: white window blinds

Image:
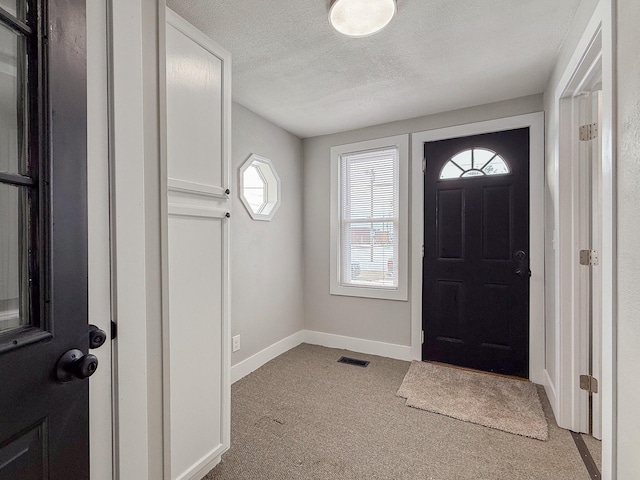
[340,147,399,289]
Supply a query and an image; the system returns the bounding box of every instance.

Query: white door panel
[165,8,231,480]
[168,215,224,479]
[167,21,224,193]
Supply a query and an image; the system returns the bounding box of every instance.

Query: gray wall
[302,94,543,346]
[231,102,304,365]
[541,0,599,401]
[616,0,640,474]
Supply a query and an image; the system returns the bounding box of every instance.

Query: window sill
[330,283,408,301]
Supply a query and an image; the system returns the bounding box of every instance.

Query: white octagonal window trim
[239,154,281,221]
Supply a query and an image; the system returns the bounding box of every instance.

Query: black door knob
[513,250,530,278]
[56,349,99,382]
[514,268,532,278]
[89,324,107,349]
[514,250,527,261]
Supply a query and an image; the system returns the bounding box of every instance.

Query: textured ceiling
[167,0,582,138]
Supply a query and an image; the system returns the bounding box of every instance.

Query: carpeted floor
[205,344,591,479]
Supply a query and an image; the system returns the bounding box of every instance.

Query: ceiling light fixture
[329,0,397,38]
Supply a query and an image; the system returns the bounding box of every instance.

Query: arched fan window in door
[439,147,510,180]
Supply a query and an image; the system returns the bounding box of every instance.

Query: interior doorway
[553,11,615,476]
[555,25,606,442]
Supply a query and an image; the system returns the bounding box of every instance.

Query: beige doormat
[397,361,548,441]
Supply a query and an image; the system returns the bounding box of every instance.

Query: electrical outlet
[232,335,241,352]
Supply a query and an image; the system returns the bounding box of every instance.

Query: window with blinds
[339,147,399,289]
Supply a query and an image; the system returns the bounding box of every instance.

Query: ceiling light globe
[329,0,397,38]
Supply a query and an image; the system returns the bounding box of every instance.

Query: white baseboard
[231,330,412,384]
[544,369,559,420]
[304,330,412,361]
[231,330,306,384]
[175,444,224,480]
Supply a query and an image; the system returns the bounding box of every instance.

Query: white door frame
[87,0,114,477]
[107,0,166,478]
[553,2,616,479]
[555,27,603,438]
[410,112,546,385]
[572,90,604,440]
[554,87,602,438]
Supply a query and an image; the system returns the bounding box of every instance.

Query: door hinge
[580,374,599,394]
[579,123,598,141]
[421,331,424,344]
[422,244,424,258]
[579,249,599,266]
[422,157,426,173]
[110,320,117,340]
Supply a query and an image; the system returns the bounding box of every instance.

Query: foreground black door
[0,0,90,478]
[422,128,530,378]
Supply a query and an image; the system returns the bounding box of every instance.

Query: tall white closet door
[165,9,231,480]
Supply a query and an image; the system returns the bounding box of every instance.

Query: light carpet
[397,361,548,440]
[205,344,589,479]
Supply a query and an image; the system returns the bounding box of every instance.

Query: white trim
[165,9,227,62]
[329,134,409,301]
[109,1,151,478]
[552,3,616,478]
[159,5,172,479]
[168,204,229,219]
[174,446,224,480]
[554,14,599,434]
[544,369,558,413]
[168,178,228,199]
[238,154,282,221]
[87,0,114,477]
[591,90,604,440]
[410,112,546,385]
[559,90,603,437]
[231,330,306,383]
[304,330,412,361]
[231,330,411,384]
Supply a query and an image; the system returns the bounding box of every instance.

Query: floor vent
[337,356,370,368]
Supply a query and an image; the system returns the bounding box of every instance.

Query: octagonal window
[239,154,281,221]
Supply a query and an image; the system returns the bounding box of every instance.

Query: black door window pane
[0,1,27,20]
[0,23,28,175]
[0,182,30,335]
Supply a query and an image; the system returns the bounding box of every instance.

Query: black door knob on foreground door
[56,349,99,382]
[89,324,107,349]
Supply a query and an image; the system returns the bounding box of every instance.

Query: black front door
[0,0,90,478]
[422,128,530,378]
